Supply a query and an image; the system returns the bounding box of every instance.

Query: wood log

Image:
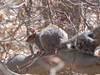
[6,49,100,75]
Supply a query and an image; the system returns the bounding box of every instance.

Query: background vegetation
[0,0,99,75]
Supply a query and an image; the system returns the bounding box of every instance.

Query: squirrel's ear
[28,28,37,34]
[31,29,39,35]
[31,29,36,34]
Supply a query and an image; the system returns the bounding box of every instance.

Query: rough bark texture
[6,49,100,75]
[0,61,18,75]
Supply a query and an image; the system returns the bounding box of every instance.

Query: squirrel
[26,25,68,55]
[65,31,98,55]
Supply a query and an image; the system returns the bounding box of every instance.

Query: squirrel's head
[26,29,37,44]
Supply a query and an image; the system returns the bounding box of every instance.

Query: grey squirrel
[67,29,100,55]
[26,25,68,55]
[77,26,100,55]
[66,31,96,55]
